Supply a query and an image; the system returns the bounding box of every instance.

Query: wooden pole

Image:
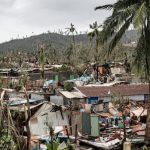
[65,125,69,139]
[69,100,72,135]
[75,124,77,144]
[123,142,131,150]
[24,87,31,150]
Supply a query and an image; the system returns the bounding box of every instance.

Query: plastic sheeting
[130,107,147,117]
[50,95,63,105]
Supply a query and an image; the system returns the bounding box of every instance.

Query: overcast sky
[0,0,115,43]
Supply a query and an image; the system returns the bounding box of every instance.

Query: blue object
[87,97,99,104]
[67,76,92,83]
[144,94,148,102]
[43,80,57,88]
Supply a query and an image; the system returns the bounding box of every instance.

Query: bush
[64,82,74,91]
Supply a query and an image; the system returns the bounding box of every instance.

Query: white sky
[0,0,115,43]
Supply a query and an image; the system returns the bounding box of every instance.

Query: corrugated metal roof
[77,84,149,97]
[31,103,53,118]
[8,98,44,106]
[10,103,43,112]
[31,102,66,119]
[59,91,87,99]
[84,81,127,87]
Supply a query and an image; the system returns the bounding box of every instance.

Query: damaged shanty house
[67,84,149,149]
[9,100,70,147]
[29,102,69,138]
[91,60,131,83]
[77,84,149,105]
[58,88,87,110]
[1,87,74,149]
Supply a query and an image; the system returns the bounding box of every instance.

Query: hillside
[0,30,138,53]
[0,33,88,53]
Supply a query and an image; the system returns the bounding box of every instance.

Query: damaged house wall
[29,103,69,136]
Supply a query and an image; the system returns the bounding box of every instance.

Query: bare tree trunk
[96,65,99,82]
[0,91,4,126]
[41,63,45,79]
[24,87,31,150]
[69,101,72,135]
[75,124,78,144]
[8,107,22,150]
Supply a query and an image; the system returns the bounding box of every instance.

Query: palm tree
[65,23,78,64]
[88,21,102,81]
[88,21,102,62]
[39,45,46,79]
[95,0,150,141]
[65,23,77,46]
[65,45,73,64]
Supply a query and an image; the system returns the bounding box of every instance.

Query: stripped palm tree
[39,45,46,79]
[88,21,102,62]
[95,0,150,141]
[65,23,78,64]
[65,23,77,46]
[88,21,102,81]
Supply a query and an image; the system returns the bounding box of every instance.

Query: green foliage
[46,140,60,150]
[88,21,103,61]
[0,31,137,64]
[65,23,77,45]
[60,65,70,72]
[39,46,46,79]
[95,0,148,51]
[66,140,75,150]
[0,133,18,150]
[8,81,13,89]
[64,82,74,91]
[39,50,46,65]
[95,0,150,80]
[133,2,146,29]
[46,139,75,150]
[0,77,3,89]
[0,33,89,53]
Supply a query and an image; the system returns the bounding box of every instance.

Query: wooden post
[65,125,69,139]
[75,124,77,144]
[123,142,131,150]
[37,140,40,150]
[69,100,72,135]
[24,87,31,150]
[96,65,99,82]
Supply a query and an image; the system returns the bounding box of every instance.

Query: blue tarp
[43,80,57,88]
[67,76,92,83]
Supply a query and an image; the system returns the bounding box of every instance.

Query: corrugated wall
[91,115,99,137]
[82,112,91,135]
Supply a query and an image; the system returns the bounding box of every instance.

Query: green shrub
[64,82,74,91]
